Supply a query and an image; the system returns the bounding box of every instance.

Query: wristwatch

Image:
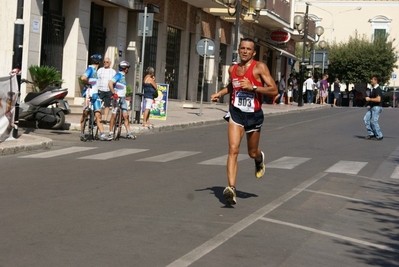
[252,85,257,92]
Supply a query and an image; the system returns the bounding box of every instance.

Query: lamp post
[294,2,310,107]
[223,0,265,62]
[318,40,327,75]
[294,3,324,106]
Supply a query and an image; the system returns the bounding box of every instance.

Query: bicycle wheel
[81,109,93,141]
[113,110,122,140]
[87,109,95,141]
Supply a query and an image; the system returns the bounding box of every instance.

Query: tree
[28,65,63,92]
[328,32,397,86]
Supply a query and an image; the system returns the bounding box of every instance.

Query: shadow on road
[196,186,258,207]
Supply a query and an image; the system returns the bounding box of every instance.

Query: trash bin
[134,93,143,111]
[341,92,349,106]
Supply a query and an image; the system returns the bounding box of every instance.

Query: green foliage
[126,84,133,96]
[28,65,63,92]
[328,32,397,85]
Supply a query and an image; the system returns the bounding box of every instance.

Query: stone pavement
[0,102,328,155]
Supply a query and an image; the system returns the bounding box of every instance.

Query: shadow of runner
[196,186,258,207]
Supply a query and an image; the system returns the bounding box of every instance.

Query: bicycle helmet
[90,54,102,64]
[119,60,131,71]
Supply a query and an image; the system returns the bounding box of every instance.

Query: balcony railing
[265,0,290,23]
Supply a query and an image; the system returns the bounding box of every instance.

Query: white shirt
[97,67,116,92]
[305,78,314,90]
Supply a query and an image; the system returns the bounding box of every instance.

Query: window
[165,26,181,99]
[374,29,386,41]
[144,21,158,71]
[369,15,391,42]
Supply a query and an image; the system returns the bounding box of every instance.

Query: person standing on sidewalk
[80,54,111,141]
[364,75,383,141]
[97,57,116,124]
[108,61,136,140]
[332,78,341,107]
[292,75,298,103]
[305,75,314,104]
[319,74,328,105]
[210,38,278,205]
[142,67,157,128]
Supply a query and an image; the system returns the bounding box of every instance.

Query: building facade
[2,0,315,108]
[295,0,399,85]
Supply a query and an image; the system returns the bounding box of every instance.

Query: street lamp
[294,2,324,106]
[318,39,327,72]
[223,0,265,62]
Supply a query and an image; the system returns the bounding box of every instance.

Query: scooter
[18,79,71,129]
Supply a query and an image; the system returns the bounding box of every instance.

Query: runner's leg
[227,120,245,187]
[246,130,261,161]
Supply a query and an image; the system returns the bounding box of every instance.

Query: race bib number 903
[234,91,255,112]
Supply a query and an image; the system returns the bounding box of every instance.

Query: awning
[260,41,300,62]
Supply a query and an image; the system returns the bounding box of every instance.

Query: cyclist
[80,54,112,141]
[108,61,136,139]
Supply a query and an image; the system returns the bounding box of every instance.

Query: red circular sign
[270,30,291,43]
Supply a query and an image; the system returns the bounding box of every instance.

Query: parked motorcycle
[18,79,71,129]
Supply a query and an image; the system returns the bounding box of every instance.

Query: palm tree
[28,65,63,91]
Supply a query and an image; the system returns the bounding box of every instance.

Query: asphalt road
[1,107,399,267]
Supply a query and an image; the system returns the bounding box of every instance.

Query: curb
[0,135,53,156]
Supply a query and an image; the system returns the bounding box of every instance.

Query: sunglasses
[104,61,110,63]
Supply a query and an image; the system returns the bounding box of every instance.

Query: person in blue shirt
[108,61,135,139]
[80,54,111,141]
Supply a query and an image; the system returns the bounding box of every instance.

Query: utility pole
[298,3,310,107]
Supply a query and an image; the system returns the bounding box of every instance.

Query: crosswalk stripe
[19,146,96,158]
[78,148,149,160]
[137,151,201,162]
[390,166,399,179]
[199,154,250,165]
[265,156,311,169]
[325,160,367,174]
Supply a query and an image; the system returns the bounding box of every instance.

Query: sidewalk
[0,102,328,155]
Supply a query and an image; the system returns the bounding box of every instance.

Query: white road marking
[19,146,96,158]
[372,145,399,179]
[199,154,249,165]
[325,160,367,174]
[78,148,148,160]
[390,166,399,179]
[165,172,328,267]
[265,156,311,169]
[260,217,399,253]
[300,189,395,209]
[137,151,201,162]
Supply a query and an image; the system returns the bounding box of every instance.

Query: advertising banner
[142,83,169,120]
[0,75,18,142]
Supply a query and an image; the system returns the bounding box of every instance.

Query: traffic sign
[393,74,397,80]
[196,39,215,57]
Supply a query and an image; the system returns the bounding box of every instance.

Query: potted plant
[28,65,63,92]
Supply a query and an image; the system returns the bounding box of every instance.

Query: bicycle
[111,96,136,141]
[80,86,100,141]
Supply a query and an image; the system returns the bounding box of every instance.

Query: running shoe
[223,186,237,205]
[79,133,86,142]
[99,133,112,141]
[255,151,265,179]
[108,132,114,138]
[126,132,137,140]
